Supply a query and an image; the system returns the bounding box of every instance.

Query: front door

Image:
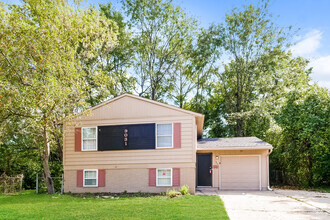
[197,153,212,186]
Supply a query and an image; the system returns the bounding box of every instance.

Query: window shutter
[172,168,180,186]
[75,127,81,152]
[149,168,156,186]
[98,169,106,187]
[173,123,181,148]
[77,170,83,187]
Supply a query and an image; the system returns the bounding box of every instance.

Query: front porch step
[196,187,219,195]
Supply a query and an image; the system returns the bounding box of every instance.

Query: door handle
[209,167,212,174]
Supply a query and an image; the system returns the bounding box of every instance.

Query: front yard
[0,190,228,219]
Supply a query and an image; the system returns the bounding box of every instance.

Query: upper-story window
[82,127,97,151]
[156,124,173,148]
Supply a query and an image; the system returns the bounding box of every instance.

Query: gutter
[197,147,273,151]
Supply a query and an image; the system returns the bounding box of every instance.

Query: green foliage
[123,0,198,101]
[179,185,190,195]
[272,86,330,187]
[167,185,190,197]
[0,0,118,193]
[83,3,136,106]
[166,189,181,198]
[0,190,229,219]
[206,1,310,137]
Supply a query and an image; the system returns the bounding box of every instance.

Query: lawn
[0,190,228,220]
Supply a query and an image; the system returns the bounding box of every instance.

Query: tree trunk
[42,125,55,194]
[236,119,243,137]
[235,64,243,137]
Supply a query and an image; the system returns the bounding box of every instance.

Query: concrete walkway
[218,190,330,220]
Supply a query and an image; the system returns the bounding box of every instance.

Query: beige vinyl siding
[63,95,197,193]
[64,117,194,167]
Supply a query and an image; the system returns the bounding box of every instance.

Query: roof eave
[197,146,273,151]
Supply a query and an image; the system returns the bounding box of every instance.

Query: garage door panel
[220,156,260,190]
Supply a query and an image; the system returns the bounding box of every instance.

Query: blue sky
[3,0,330,88]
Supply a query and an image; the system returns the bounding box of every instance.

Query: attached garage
[220,155,260,190]
[197,137,273,191]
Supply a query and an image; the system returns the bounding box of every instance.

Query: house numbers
[124,129,128,146]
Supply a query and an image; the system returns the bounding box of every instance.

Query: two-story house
[63,94,272,194]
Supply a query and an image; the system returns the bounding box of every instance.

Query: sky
[3,0,330,88]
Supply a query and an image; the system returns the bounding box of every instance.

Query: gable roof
[91,93,204,118]
[197,137,273,150]
[69,93,204,138]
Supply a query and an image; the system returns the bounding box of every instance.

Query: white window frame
[155,123,173,149]
[156,168,172,186]
[81,127,98,151]
[83,169,98,187]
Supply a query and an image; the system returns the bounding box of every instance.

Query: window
[157,168,172,186]
[156,124,173,148]
[82,127,97,151]
[83,169,98,187]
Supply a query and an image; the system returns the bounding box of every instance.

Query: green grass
[0,190,228,220]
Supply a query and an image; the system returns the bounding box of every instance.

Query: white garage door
[220,155,260,190]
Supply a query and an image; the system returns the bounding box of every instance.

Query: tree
[123,0,197,101]
[0,0,118,193]
[215,0,294,136]
[82,3,136,106]
[184,26,222,112]
[205,1,311,138]
[274,86,330,187]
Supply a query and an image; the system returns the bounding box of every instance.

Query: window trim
[83,169,98,187]
[156,168,172,186]
[81,127,98,151]
[155,123,173,149]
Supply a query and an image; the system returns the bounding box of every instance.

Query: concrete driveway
[219,190,330,220]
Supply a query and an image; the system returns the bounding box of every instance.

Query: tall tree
[123,0,197,101]
[186,25,222,112]
[82,3,136,106]
[217,1,293,136]
[274,86,330,187]
[207,1,311,137]
[0,0,118,193]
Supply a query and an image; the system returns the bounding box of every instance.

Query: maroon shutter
[149,168,156,186]
[172,168,180,186]
[75,127,81,152]
[173,123,181,148]
[98,169,106,187]
[77,170,83,187]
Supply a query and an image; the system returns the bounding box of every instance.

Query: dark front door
[197,153,212,186]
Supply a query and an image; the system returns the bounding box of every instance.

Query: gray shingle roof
[197,137,273,150]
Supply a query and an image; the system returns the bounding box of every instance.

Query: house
[63,94,273,194]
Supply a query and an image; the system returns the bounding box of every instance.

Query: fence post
[19,176,23,193]
[36,174,38,194]
[61,173,64,194]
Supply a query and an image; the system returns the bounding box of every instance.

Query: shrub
[166,189,181,198]
[179,185,190,195]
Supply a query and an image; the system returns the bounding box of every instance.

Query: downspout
[267,148,273,191]
[217,159,220,191]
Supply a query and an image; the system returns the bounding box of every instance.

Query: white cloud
[289,30,330,89]
[290,30,322,56]
[309,56,330,89]
[309,56,330,78]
